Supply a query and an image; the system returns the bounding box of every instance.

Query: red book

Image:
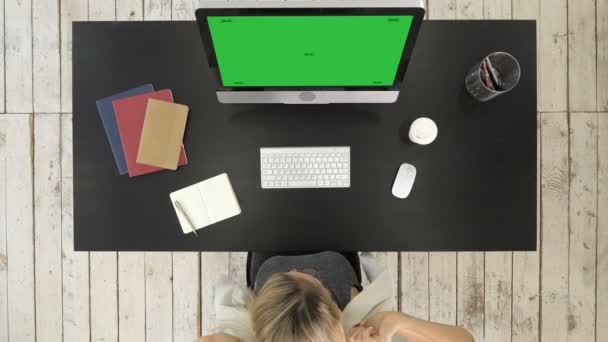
[113,89,188,177]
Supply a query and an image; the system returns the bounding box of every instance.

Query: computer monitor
[195,0,425,104]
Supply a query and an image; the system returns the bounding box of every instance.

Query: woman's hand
[346,324,387,342]
[362,312,401,339]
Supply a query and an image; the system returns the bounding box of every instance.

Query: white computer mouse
[392,163,416,199]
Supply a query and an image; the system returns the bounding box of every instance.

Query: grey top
[253,251,360,310]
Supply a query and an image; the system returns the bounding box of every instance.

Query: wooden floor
[0,0,606,341]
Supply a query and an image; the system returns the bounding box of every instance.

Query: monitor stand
[216,90,400,104]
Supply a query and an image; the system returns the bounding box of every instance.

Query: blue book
[96,84,154,174]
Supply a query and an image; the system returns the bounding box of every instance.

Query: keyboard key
[288,180,318,187]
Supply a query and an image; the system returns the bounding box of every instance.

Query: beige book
[137,99,188,169]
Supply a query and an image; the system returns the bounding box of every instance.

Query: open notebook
[170,174,241,234]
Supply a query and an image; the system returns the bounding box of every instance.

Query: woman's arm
[363,312,475,342]
[199,333,241,342]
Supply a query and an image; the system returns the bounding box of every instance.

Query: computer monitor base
[216,90,400,104]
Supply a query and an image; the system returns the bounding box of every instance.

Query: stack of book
[96,84,189,177]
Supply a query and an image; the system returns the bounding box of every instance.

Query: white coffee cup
[409,117,438,145]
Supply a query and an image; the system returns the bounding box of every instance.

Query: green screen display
[207,15,413,87]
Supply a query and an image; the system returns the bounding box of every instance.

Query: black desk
[73,20,537,251]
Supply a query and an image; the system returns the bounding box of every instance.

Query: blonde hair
[248,272,344,342]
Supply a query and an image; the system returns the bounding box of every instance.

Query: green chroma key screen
[207,15,414,87]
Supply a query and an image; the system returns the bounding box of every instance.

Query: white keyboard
[260,146,350,189]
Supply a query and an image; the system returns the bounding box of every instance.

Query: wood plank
[428,0,456,19]
[61,114,90,342]
[146,252,174,342]
[3,115,35,342]
[538,0,568,111]
[599,0,608,110]
[455,0,483,19]
[201,252,230,335]
[512,252,540,342]
[145,0,172,20]
[597,113,608,342]
[568,0,597,111]
[484,252,512,342]
[568,113,597,342]
[0,3,4,113]
[512,113,540,342]
[173,252,200,342]
[428,252,456,325]
[33,114,62,342]
[89,1,116,20]
[33,0,61,112]
[90,252,118,342]
[512,0,540,22]
[512,251,540,342]
[229,252,248,285]
[173,0,196,20]
[456,252,484,342]
[400,252,429,320]
[0,119,8,342]
[118,252,145,342]
[5,0,33,113]
[200,251,248,336]
[117,0,144,20]
[540,112,569,342]
[60,0,88,112]
[483,0,511,19]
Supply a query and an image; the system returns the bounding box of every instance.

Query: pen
[484,57,502,90]
[174,200,199,238]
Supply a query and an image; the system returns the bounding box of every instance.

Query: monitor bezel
[195,7,425,91]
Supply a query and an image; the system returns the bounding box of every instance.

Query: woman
[201,251,474,342]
